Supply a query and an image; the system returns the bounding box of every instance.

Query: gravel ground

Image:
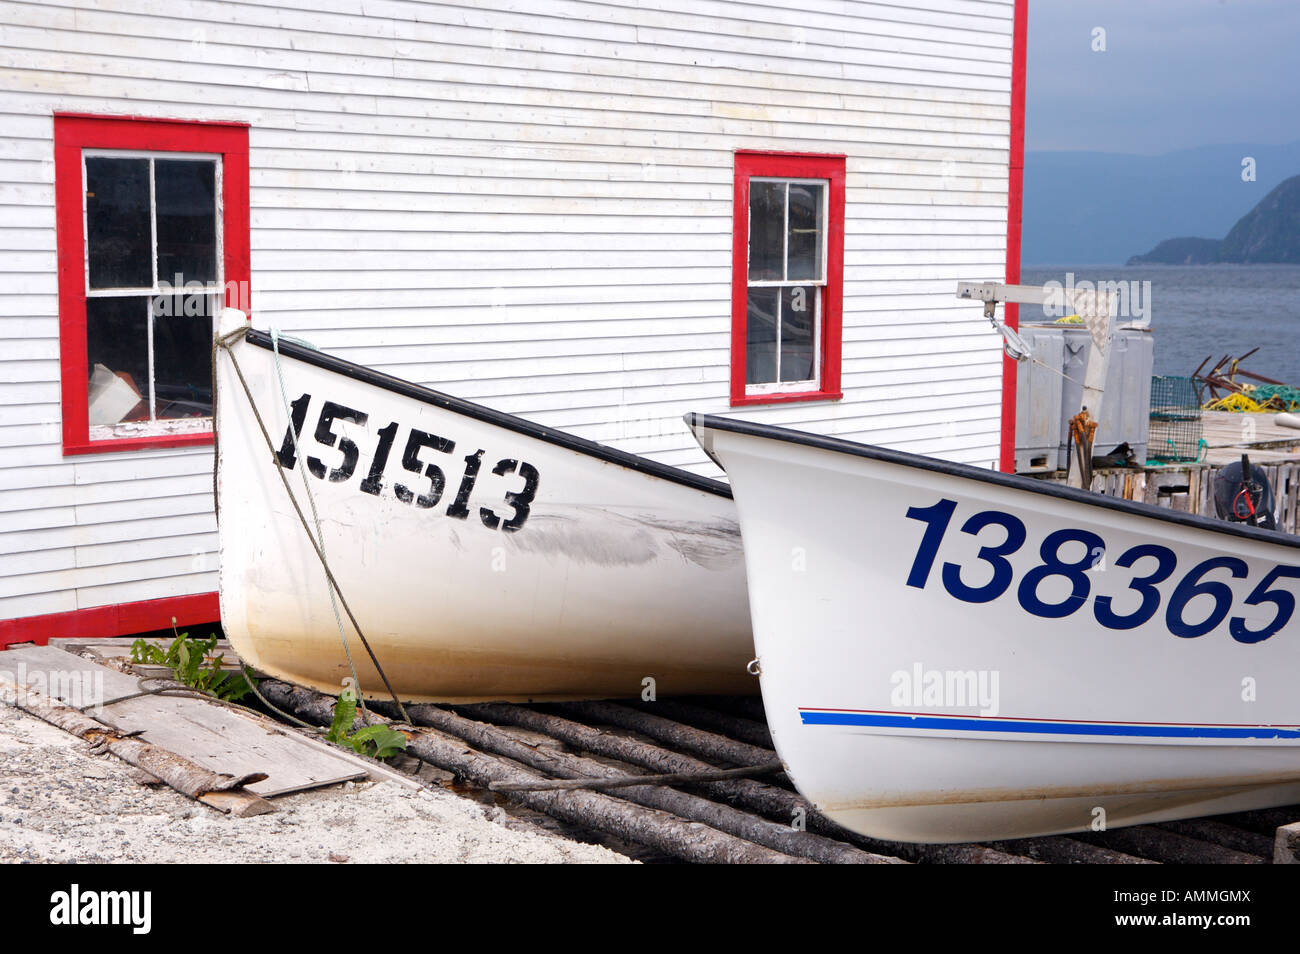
[0,704,632,864]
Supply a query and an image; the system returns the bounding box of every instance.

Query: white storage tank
[1013,325,1066,472]
[1015,323,1154,472]
[1059,326,1154,467]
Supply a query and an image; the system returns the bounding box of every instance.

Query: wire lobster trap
[1148,375,1204,463]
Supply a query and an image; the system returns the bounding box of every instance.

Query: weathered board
[1,643,366,796]
[1,642,151,705]
[96,694,365,798]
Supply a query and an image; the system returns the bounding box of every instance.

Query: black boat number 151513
[275,392,539,532]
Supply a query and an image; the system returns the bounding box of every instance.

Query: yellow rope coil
[1202,393,1266,413]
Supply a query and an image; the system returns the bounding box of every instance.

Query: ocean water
[1020,265,1300,387]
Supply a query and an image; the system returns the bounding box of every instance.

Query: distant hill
[1022,140,1300,264]
[1218,175,1300,263]
[1126,237,1221,265]
[1126,175,1300,264]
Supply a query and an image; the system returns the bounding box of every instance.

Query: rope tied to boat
[268,325,374,722]
[214,326,411,724]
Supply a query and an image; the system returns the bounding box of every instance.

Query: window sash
[745,176,829,390]
[747,176,828,287]
[80,149,223,436]
[81,149,225,297]
[745,287,823,394]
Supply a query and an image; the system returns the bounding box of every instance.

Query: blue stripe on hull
[798,710,1300,740]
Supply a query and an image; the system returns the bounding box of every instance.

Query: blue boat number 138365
[903,498,1300,644]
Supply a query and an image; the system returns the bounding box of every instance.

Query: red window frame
[730,150,845,407]
[54,113,250,455]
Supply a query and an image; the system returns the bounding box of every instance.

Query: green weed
[326,688,408,760]
[130,629,256,703]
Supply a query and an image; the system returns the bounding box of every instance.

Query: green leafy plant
[326,690,408,760]
[130,629,256,703]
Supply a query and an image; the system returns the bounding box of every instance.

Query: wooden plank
[97,694,366,797]
[1,642,150,705]
[0,670,272,816]
[1204,447,1300,466]
[63,636,243,674]
[3,643,370,796]
[198,789,276,817]
[1201,411,1300,450]
[62,638,423,790]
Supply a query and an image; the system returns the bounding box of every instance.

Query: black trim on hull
[241,328,733,499]
[686,412,1300,550]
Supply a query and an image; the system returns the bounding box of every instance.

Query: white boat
[687,412,1300,843]
[213,311,753,703]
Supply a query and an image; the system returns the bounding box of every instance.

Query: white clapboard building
[1,0,1027,643]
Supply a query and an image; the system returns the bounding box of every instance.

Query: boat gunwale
[686,412,1300,551]
[238,328,733,500]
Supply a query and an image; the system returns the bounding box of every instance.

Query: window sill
[63,430,214,456]
[729,389,843,408]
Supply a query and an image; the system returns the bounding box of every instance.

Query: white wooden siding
[0,0,1013,622]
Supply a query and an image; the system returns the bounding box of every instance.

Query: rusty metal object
[1068,408,1098,486]
[1195,349,1287,402]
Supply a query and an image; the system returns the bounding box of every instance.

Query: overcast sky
[1026,0,1300,154]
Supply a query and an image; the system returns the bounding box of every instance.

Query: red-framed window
[54,113,250,455]
[730,150,844,406]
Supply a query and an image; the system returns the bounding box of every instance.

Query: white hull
[214,323,753,702]
[688,413,1300,843]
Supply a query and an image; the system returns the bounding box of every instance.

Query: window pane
[86,158,152,289]
[155,159,218,287]
[787,183,824,281]
[746,286,779,385]
[779,285,816,382]
[153,294,215,419]
[87,296,149,424]
[748,181,785,281]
